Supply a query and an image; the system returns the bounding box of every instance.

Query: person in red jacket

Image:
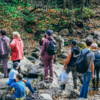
[10,31,24,72]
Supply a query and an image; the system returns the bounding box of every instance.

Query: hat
[71,40,77,46]
[13,62,20,69]
[91,43,98,48]
[46,30,53,36]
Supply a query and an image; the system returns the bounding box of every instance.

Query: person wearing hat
[62,40,80,90]
[41,30,56,82]
[91,43,100,90]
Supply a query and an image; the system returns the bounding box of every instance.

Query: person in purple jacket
[41,30,56,82]
[0,29,10,78]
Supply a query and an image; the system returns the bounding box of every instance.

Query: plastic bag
[58,70,69,84]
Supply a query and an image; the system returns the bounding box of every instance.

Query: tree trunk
[46,0,49,11]
[64,0,66,10]
[42,0,44,6]
[70,0,73,29]
[81,0,85,14]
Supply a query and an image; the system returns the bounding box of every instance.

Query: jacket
[41,36,56,60]
[10,38,24,61]
[0,36,10,55]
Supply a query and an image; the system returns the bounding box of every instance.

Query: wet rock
[59,28,69,36]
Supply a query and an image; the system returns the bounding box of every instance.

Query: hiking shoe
[92,86,96,91]
[4,74,8,78]
[49,77,53,83]
[44,77,48,81]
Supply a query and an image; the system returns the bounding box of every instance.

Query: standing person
[0,29,10,78]
[10,31,24,72]
[63,40,80,90]
[41,30,56,82]
[79,39,95,99]
[91,43,100,91]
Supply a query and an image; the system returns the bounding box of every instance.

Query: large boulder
[8,57,35,75]
[86,35,93,41]
[37,93,53,100]
[59,28,69,36]
[94,30,100,38]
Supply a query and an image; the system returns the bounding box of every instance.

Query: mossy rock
[68,37,74,43]
[77,42,86,50]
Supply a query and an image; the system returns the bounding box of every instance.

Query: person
[7,62,35,97]
[79,39,95,99]
[0,29,10,78]
[62,40,80,90]
[41,30,56,82]
[10,31,24,72]
[91,43,100,91]
[12,73,26,99]
[39,34,46,46]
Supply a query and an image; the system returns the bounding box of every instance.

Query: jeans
[79,72,92,99]
[92,67,100,88]
[25,82,35,93]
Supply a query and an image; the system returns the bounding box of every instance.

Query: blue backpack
[93,50,100,68]
[47,39,57,55]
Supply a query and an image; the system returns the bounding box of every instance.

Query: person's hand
[23,80,26,83]
[63,66,66,70]
[92,74,94,79]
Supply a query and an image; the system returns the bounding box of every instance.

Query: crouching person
[7,62,37,99]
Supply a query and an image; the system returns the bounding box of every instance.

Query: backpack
[93,51,100,68]
[47,39,57,55]
[39,39,43,46]
[76,50,90,73]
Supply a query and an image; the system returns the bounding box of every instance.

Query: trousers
[79,72,92,99]
[92,67,100,88]
[0,54,8,75]
[66,66,78,89]
[43,58,53,77]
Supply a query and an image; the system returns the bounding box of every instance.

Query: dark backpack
[47,39,57,55]
[39,39,43,46]
[93,51,100,68]
[76,50,90,73]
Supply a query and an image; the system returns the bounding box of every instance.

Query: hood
[15,38,21,41]
[46,36,53,40]
[73,47,80,54]
[1,36,7,41]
